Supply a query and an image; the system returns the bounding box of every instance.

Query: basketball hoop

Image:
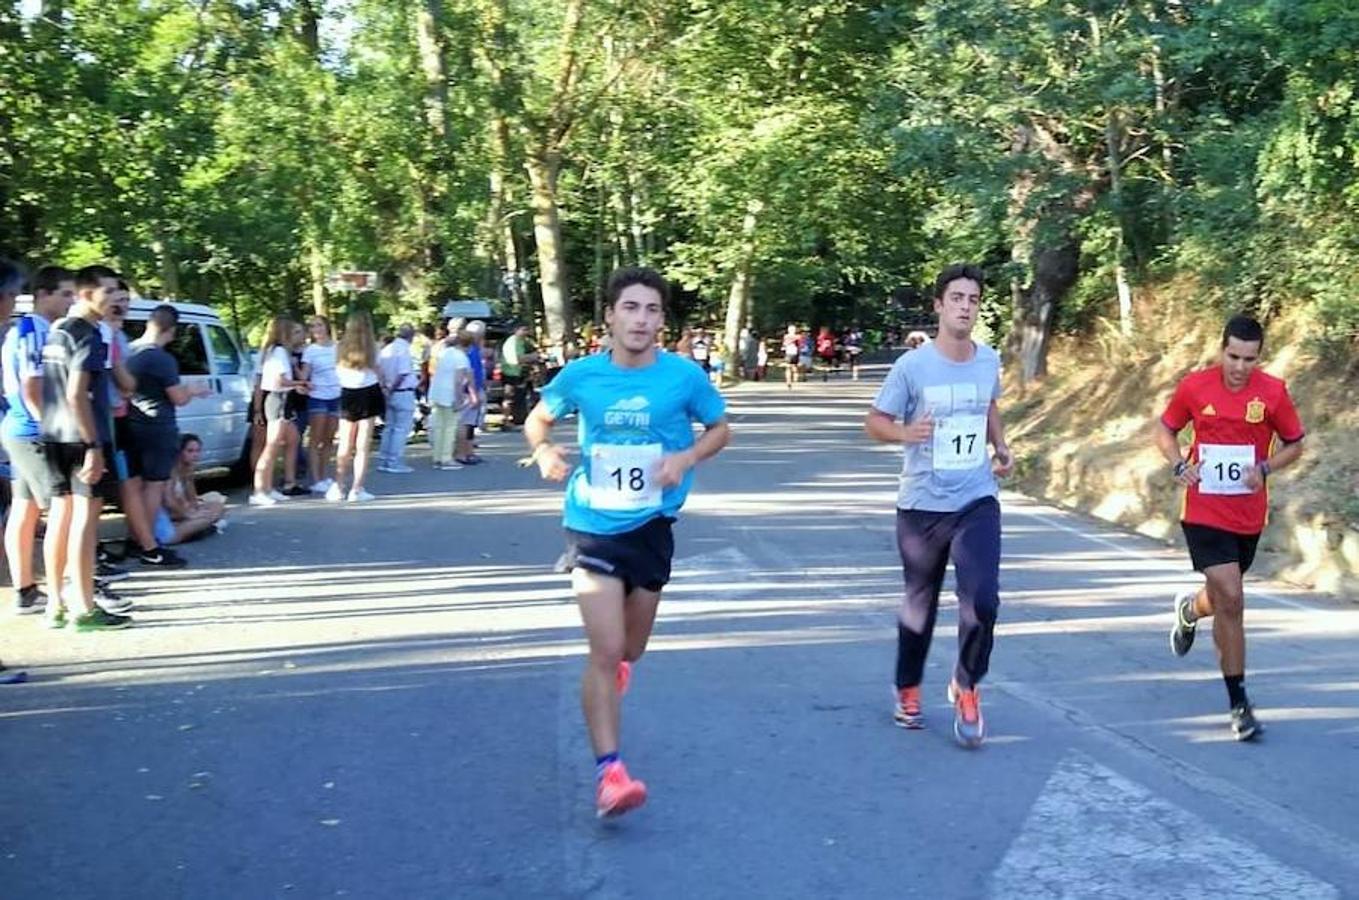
[325,270,379,292]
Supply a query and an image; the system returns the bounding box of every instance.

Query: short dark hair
[179,432,201,451]
[33,265,73,295]
[605,266,669,308]
[0,258,27,295]
[932,263,985,300]
[148,303,179,331]
[1222,314,1264,348]
[75,264,119,293]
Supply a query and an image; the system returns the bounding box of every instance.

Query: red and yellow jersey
[1161,366,1304,535]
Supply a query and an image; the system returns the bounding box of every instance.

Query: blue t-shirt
[542,351,726,535]
[468,346,486,390]
[2,314,52,439]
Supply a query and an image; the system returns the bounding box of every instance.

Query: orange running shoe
[893,685,923,729]
[596,761,647,818]
[948,680,985,748]
[616,660,632,696]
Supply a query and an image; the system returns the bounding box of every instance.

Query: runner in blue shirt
[525,266,731,819]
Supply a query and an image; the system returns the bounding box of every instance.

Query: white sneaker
[213,518,229,534]
[248,493,278,507]
[385,463,414,474]
[324,484,345,503]
[437,461,464,471]
[347,489,375,503]
[268,489,287,502]
[310,478,334,494]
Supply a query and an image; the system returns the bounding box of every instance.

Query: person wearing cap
[377,323,418,473]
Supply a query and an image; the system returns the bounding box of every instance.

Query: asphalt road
[2,366,1356,899]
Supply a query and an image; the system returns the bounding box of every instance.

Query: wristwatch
[82,441,100,452]
[1173,459,1188,478]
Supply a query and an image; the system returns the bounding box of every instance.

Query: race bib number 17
[932,414,987,471]
[589,443,663,511]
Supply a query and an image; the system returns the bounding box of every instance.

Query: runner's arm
[986,400,1013,476]
[1263,438,1304,474]
[1154,419,1185,467]
[686,417,731,467]
[20,375,42,425]
[864,408,932,445]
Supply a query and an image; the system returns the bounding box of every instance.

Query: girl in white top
[251,316,310,506]
[302,316,341,493]
[331,311,383,502]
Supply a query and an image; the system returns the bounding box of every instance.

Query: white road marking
[990,752,1340,899]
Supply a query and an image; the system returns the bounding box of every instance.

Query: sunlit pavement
[2,366,1357,899]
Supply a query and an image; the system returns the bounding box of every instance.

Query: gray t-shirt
[126,341,182,430]
[871,342,1002,512]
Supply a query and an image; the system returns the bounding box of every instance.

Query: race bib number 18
[932,414,987,471]
[1198,443,1255,495]
[589,443,663,511]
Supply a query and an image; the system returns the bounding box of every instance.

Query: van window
[167,323,211,376]
[206,324,242,375]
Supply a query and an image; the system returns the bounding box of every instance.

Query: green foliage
[0,0,1356,344]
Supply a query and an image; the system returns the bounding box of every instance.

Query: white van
[11,296,255,476]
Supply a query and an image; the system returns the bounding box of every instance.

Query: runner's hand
[77,448,104,485]
[535,444,571,481]
[992,445,1014,478]
[1243,465,1266,491]
[655,450,696,488]
[901,411,934,445]
[1174,462,1200,487]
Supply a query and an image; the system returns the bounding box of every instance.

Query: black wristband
[1173,460,1188,477]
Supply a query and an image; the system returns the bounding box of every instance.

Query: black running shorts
[1182,521,1261,574]
[560,516,676,594]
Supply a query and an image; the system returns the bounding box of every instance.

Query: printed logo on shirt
[604,395,651,428]
[1201,403,1217,417]
[1245,398,1265,424]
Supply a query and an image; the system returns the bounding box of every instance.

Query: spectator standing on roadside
[500,323,537,428]
[126,303,210,563]
[2,265,73,614]
[250,316,309,507]
[302,316,340,494]
[459,320,488,464]
[377,323,417,474]
[428,328,472,470]
[331,311,383,503]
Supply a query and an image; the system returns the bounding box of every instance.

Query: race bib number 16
[932,414,987,471]
[589,443,663,511]
[1198,443,1254,495]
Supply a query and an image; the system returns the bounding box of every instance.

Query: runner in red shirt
[1155,314,1305,741]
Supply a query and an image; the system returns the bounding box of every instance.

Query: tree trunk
[1010,233,1081,384]
[723,200,762,366]
[416,0,450,141]
[153,235,182,298]
[308,241,328,318]
[527,151,572,344]
[1104,110,1133,336]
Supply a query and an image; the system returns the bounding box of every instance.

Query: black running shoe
[13,585,46,616]
[281,484,310,497]
[96,560,131,582]
[139,546,186,568]
[1170,590,1197,657]
[1231,701,1262,742]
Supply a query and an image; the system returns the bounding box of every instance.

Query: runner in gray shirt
[865,263,1013,748]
